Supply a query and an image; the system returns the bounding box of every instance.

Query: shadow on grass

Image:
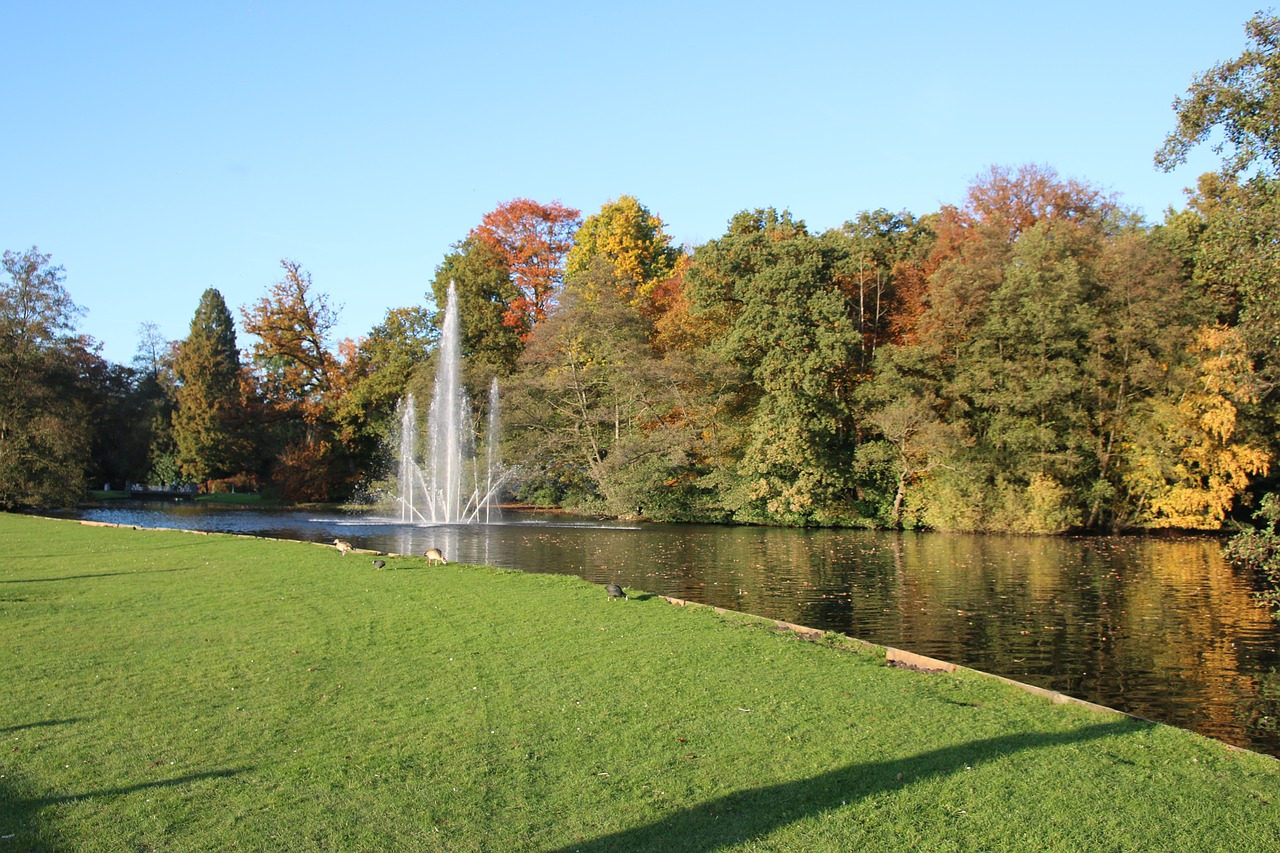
[547,719,1145,853]
[0,767,252,852]
[0,719,86,734]
[0,566,199,584]
[31,767,253,807]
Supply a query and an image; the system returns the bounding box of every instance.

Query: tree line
[3,13,1279,537]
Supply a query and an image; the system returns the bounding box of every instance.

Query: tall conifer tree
[172,288,243,483]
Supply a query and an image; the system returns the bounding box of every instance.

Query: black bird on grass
[372,559,386,569]
[605,583,627,601]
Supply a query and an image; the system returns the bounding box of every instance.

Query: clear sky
[1,1,1263,365]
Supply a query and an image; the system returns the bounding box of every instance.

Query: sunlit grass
[2,513,1278,851]
[195,492,272,505]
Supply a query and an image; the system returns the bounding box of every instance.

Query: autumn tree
[1179,174,1280,399]
[0,248,97,508]
[564,195,682,316]
[172,288,245,485]
[505,262,717,519]
[1166,12,1280,602]
[912,164,1115,359]
[853,166,1246,532]
[1157,11,1280,523]
[906,169,1127,531]
[1121,325,1271,528]
[241,260,338,415]
[241,260,345,500]
[1157,13,1280,393]
[839,209,931,370]
[470,198,580,339]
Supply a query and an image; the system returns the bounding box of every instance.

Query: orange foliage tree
[241,259,338,419]
[240,260,345,500]
[470,199,581,339]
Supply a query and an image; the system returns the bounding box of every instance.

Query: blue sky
[2,1,1263,364]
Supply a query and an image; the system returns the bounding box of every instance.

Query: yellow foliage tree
[564,195,681,311]
[1124,325,1271,529]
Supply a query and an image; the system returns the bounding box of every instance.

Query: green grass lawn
[2,513,1278,851]
[194,492,271,505]
[83,490,272,505]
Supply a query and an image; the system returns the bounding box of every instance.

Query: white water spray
[393,282,506,524]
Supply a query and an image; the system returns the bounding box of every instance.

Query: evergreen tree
[172,288,244,484]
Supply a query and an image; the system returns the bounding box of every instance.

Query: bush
[1223,493,1280,620]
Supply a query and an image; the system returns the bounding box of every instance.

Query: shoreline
[58,513,1272,762]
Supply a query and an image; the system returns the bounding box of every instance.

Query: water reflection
[62,504,1280,757]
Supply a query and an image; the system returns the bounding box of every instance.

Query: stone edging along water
[62,517,1264,757]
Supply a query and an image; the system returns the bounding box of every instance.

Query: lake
[63,502,1280,758]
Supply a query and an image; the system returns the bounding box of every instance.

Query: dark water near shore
[65,503,1280,758]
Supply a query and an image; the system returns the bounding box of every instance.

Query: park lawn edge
[2,512,1279,852]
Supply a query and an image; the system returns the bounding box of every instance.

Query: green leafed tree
[855,343,954,528]
[431,236,523,377]
[1156,13,1280,181]
[172,288,245,484]
[1082,227,1215,528]
[1157,13,1280,392]
[944,221,1098,532]
[0,248,97,508]
[503,256,726,520]
[839,208,929,371]
[1157,11,1280,537]
[328,305,436,469]
[683,210,864,525]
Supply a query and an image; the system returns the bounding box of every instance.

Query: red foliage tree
[470,199,581,339]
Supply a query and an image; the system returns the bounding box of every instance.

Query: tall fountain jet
[394,282,504,524]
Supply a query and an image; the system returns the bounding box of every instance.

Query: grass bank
[82,491,277,506]
[2,513,1277,851]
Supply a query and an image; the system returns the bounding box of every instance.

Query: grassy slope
[1,513,1277,852]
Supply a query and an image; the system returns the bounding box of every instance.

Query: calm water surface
[67,503,1280,757]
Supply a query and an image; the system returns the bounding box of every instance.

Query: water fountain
[393,282,506,524]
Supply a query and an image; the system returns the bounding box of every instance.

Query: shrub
[1223,493,1280,619]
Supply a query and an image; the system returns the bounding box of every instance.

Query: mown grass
[83,491,272,505]
[194,492,271,506]
[2,512,1278,851]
